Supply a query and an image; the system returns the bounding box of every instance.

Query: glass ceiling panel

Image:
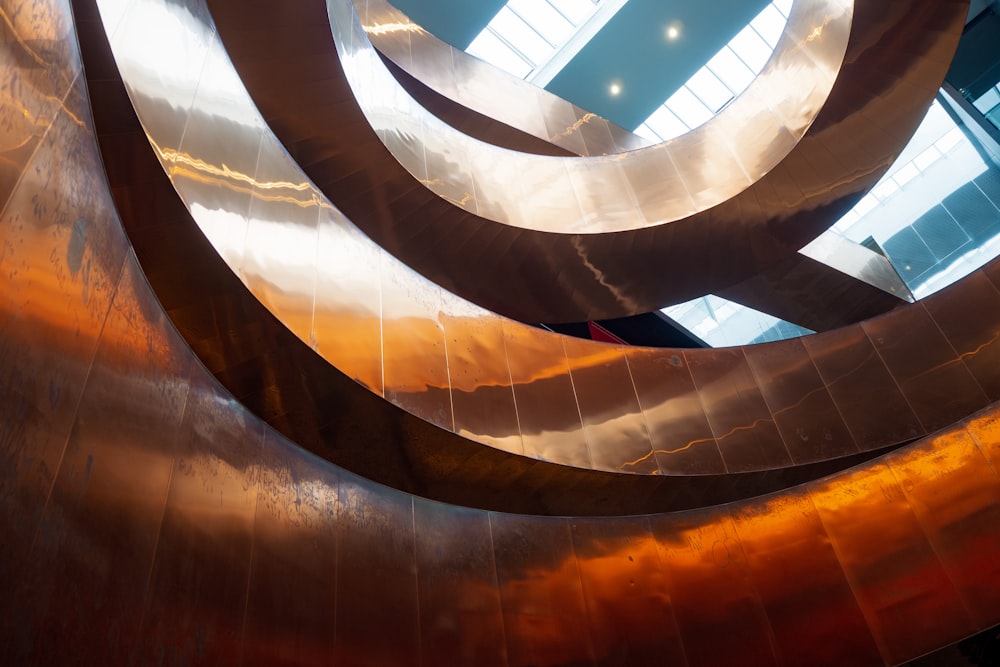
[773,0,793,15]
[668,98,1000,346]
[508,0,575,45]
[750,4,787,47]
[665,86,713,128]
[707,47,756,94]
[466,0,603,81]
[643,106,688,141]
[686,68,735,113]
[729,24,773,71]
[466,29,534,79]
[636,1,790,141]
[490,7,553,64]
[662,295,812,348]
[827,99,999,301]
[975,86,1000,114]
[464,0,1000,346]
[548,0,595,24]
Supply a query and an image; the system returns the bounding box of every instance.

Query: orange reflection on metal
[156,144,321,206]
[810,461,977,664]
[889,428,1000,627]
[93,0,993,491]
[12,2,1000,664]
[1,5,59,60]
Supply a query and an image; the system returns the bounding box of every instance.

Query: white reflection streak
[107,1,205,91]
[364,21,425,36]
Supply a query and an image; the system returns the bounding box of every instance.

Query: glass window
[837,208,860,228]
[686,68,734,113]
[973,86,1000,114]
[935,127,964,154]
[548,0,599,25]
[665,86,713,128]
[853,194,879,217]
[490,7,553,66]
[645,105,689,140]
[772,0,793,18]
[892,162,919,187]
[750,4,786,48]
[826,99,996,302]
[729,24,773,73]
[707,46,756,93]
[508,0,574,46]
[913,145,942,172]
[634,2,789,136]
[467,30,534,78]
[634,122,664,143]
[663,294,811,347]
[872,179,900,201]
[465,0,605,81]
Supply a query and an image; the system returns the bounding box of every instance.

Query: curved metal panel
[361,0,643,156]
[209,0,965,322]
[7,6,1000,666]
[90,0,1000,485]
[79,0,888,520]
[366,0,913,329]
[338,0,852,234]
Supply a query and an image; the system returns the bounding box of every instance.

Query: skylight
[973,83,1000,131]
[635,0,791,142]
[661,293,812,347]
[466,0,622,84]
[824,98,995,301]
[664,95,1000,347]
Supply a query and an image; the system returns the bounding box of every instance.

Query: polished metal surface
[381,56,576,158]
[799,231,915,302]
[363,0,646,156]
[368,7,914,331]
[715,250,909,332]
[211,0,967,322]
[8,1,1000,665]
[82,0,889,514]
[340,0,853,234]
[87,0,996,485]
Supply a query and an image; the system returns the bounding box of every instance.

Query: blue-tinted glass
[508,0,574,46]
[943,181,1000,243]
[707,47,755,93]
[975,168,1000,210]
[974,86,1000,114]
[772,0,792,18]
[750,4,786,48]
[883,226,938,280]
[548,0,598,25]
[912,206,971,261]
[467,29,534,78]
[687,68,734,112]
[491,7,553,65]
[665,86,712,128]
[729,24,772,72]
[645,105,689,139]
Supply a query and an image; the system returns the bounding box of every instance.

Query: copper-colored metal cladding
[9,2,1000,665]
[362,0,645,156]
[82,0,892,515]
[206,0,966,323]
[369,11,914,332]
[337,0,854,234]
[713,249,909,332]
[95,0,999,485]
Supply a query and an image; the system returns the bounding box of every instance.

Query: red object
[588,322,628,345]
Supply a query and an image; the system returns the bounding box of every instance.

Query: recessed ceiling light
[609,82,622,96]
[666,23,681,40]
